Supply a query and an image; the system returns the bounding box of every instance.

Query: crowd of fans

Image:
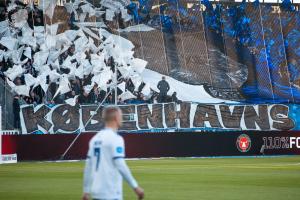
[1,48,180,105]
[10,74,180,129]
[3,48,181,128]
[0,1,183,129]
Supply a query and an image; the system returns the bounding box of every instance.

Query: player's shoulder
[114,133,124,143]
[88,131,102,146]
[92,128,123,142]
[106,130,124,146]
[108,131,123,142]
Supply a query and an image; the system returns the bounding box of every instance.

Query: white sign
[1,154,18,164]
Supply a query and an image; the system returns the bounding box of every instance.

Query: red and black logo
[236,134,251,152]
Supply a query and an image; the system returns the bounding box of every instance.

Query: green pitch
[0,156,300,200]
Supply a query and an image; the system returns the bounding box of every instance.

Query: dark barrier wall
[2,131,300,161]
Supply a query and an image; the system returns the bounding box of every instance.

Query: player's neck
[105,123,118,132]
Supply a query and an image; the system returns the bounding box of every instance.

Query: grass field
[0,156,300,200]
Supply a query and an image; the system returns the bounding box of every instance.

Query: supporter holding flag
[157,76,170,103]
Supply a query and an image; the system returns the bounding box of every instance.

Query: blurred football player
[82,106,144,200]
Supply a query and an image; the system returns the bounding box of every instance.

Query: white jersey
[83,128,138,200]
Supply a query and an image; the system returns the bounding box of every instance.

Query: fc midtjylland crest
[236,134,251,152]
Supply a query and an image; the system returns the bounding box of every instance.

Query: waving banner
[19,102,299,134]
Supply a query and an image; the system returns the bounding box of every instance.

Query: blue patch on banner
[116,147,123,154]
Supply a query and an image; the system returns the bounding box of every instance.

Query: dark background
[2,131,300,161]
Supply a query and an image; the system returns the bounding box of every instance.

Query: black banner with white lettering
[19,102,299,134]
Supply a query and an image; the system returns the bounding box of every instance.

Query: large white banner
[20,103,294,134]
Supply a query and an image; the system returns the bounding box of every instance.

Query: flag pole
[114,63,118,105]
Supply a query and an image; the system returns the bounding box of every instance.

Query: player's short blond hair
[102,106,122,123]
